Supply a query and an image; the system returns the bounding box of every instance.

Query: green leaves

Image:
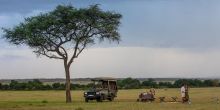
[2,4,122,61]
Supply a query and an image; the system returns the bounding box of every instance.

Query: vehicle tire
[108,96,114,101]
[96,95,103,102]
[85,98,88,102]
[96,98,100,102]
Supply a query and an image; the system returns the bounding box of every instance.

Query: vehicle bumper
[84,95,101,100]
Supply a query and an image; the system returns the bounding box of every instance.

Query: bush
[41,100,48,103]
[118,78,141,89]
[142,78,158,88]
[75,107,84,110]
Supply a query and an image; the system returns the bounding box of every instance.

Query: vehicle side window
[109,81,117,90]
[102,81,108,89]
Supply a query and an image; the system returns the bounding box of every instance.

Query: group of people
[138,88,156,102]
[139,84,190,103]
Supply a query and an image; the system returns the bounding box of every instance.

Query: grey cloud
[1,0,220,50]
[1,47,220,79]
[119,0,220,49]
[0,0,111,14]
[0,54,29,61]
[1,0,220,79]
[0,0,57,14]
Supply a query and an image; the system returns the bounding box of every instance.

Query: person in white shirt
[181,84,186,103]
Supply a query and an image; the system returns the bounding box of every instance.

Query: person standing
[181,84,190,103]
[180,84,186,103]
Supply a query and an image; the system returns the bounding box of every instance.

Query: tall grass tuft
[41,100,48,103]
[75,107,84,110]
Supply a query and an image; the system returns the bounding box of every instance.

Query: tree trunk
[64,60,72,103]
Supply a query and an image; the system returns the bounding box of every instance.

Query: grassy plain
[0,88,219,110]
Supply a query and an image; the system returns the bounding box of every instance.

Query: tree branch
[75,44,86,58]
[40,31,68,59]
[67,41,79,67]
[36,50,63,59]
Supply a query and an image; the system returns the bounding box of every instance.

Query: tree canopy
[3,5,121,64]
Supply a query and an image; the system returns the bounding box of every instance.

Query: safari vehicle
[84,77,118,102]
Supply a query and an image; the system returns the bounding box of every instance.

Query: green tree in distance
[2,5,122,103]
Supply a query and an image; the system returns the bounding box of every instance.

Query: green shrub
[75,107,84,110]
[41,100,48,103]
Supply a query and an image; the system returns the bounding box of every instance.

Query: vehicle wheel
[85,98,88,102]
[108,96,114,101]
[96,97,103,102]
[96,95,103,102]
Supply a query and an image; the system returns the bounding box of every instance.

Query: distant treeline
[118,78,220,89]
[0,78,219,90]
[0,79,90,90]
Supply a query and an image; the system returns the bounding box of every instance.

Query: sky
[1,0,220,79]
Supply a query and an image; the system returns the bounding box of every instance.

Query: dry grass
[0,88,220,110]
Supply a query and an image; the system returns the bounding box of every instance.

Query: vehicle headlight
[96,92,100,95]
[84,92,87,95]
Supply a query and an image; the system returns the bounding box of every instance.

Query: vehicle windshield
[88,81,103,91]
[94,81,102,89]
[90,80,108,90]
[89,80,117,91]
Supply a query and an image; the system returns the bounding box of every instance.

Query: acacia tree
[2,5,122,103]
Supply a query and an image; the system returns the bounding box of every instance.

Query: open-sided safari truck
[84,77,118,102]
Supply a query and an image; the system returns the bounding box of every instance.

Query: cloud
[1,0,220,50]
[0,0,55,14]
[0,54,29,61]
[72,47,220,78]
[0,0,104,14]
[0,48,32,61]
[0,10,46,50]
[0,47,220,79]
[0,9,46,28]
[1,1,220,79]
[0,14,23,27]
[118,0,220,49]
